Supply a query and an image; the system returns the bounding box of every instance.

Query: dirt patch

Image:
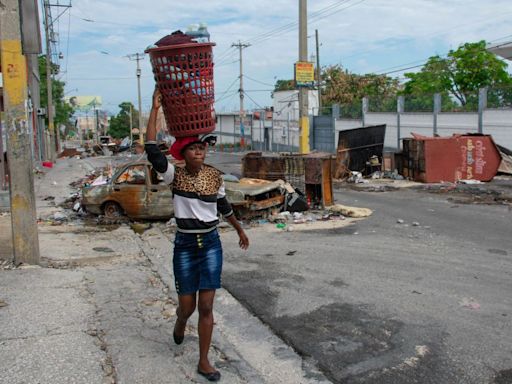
[412,183,512,206]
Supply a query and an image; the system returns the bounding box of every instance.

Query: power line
[246,0,367,47]
[373,32,512,76]
[244,75,275,87]
[243,0,354,46]
[215,90,239,104]
[215,77,239,102]
[342,10,512,61]
[243,90,265,110]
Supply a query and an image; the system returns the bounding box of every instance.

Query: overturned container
[401,133,502,183]
[146,31,216,137]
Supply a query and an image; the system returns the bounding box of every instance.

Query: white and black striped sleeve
[145,142,175,184]
[217,181,233,218]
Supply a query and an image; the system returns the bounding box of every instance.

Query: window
[116,165,146,185]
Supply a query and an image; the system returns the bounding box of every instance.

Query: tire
[103,201,123,218]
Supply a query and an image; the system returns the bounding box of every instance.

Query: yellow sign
[66,96,102,110]
[1,40,28,105]
[295,61,315,87]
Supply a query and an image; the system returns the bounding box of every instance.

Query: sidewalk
[0,156,330,384]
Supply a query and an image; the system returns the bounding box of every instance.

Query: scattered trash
[412,222,420,227]
[397,219,405,224]
[459,179,483,185]
[42,161,53,168]
[286,250,297,256]
[42,196,55,201]
[52,212,68,221]
[131,222,151,234]
[91,175,108,186]
[460,297,481,310]
[412,290,423,295]
[348,171,368,184]
[329,204,373,218]
[73,202,81,212]
[276,223,286,229]
[383,170,405,180]
[0,299,8,308]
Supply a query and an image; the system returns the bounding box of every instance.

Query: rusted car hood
[224,178,285,203]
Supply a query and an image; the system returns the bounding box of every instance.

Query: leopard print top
[173,165,222,197]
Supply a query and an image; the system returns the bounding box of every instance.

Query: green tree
[403,41,512,110]
[38,56,74,130]
[273,79,295,92]
[108,102,138,139]
[322,65,400,117]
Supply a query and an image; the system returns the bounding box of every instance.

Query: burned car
[223,177,286,219]
[81,161,174,220]
[81,161,287,220]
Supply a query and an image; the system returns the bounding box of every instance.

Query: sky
[48,0,512,115]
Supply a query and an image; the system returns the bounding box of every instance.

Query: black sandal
[173,322,184,345]
[197,368,221,382]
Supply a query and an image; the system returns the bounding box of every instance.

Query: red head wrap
[169,136,201,160]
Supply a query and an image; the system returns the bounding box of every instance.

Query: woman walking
[145,88,249,382]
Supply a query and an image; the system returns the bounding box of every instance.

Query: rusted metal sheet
[242,152,334,208]
[334,125,386,179]
[249,195,285,211]
[497,145,512,175]
[402,134,502,183]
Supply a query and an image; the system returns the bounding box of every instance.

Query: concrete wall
[215,107,512,153]
[337,109,512,150]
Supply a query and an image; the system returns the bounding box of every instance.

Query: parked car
[81,161,286,220]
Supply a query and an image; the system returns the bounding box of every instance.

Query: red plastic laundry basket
[146,42,216,137]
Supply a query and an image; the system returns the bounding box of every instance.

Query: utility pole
[298,0,310,153]
[232,41,250,147]
[42,0,70,160]
[43,0,56,161]
[128,53,144,144]
[129,104,133,145]
[315,29,322,115]
[0,0,40,264]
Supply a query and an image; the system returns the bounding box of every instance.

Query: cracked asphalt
[219,178,512,384]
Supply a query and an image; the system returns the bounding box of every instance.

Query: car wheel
[103,201,123,218]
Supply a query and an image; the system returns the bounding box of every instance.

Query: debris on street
[334,124,386,179]
[460,297,481,310]
[242,152,334,208]
[328,204,373,218]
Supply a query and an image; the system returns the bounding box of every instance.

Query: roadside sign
[295,61,315,87]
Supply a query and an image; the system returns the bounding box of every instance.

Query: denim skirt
[173,229,223,295]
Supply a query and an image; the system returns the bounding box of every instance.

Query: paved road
[212,151,512,384]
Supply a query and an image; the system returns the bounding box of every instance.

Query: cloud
[55,0,512,113]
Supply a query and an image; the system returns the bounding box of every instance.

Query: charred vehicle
[82,161,287,220]
[223,177,286,219]
[81,161,174,219]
